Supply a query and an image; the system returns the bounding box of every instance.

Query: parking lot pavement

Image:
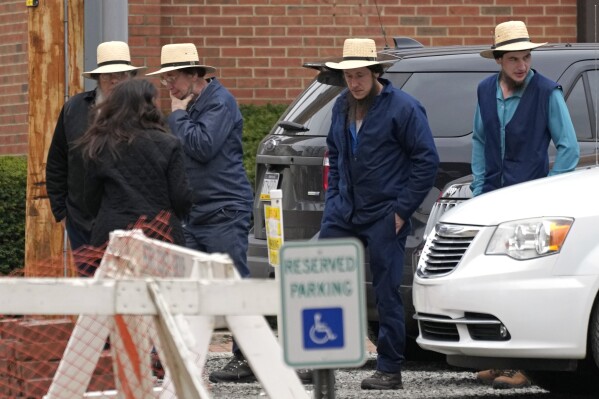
[201,331,597,399]
[208,330,377,353]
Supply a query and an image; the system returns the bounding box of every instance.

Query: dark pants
[320,212,407,373]
[65,217,93,276]
[184,208,251,356]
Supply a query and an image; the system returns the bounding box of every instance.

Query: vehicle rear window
[275,71,493,139]
[394,72,493,138]
[273,81,343,137]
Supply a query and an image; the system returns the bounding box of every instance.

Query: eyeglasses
[99,72,129,82]
[160,73,180,87]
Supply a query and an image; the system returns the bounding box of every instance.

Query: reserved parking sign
[279,238,366,369]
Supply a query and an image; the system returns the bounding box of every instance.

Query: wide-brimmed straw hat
[325,38,395,70]
[480,21,547,59]
[146,43,216,76]
[82,41,146,79]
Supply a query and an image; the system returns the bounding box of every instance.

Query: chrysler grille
[423,199,462,239]
[417,224,479,277]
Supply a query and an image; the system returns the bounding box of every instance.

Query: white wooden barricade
[39,229,307,399]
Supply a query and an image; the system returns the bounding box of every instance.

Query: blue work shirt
[471,70,579,196]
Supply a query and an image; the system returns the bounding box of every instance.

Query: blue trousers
[184,208,251,356]
[320,211,407,373]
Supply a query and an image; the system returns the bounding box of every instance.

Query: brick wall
[0,1,28,156]
[0,318,115,396]
[0,0,579,156]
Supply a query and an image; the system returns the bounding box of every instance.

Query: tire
[590,295,599,370]
[527,296,599,394]
[526,370,599,394]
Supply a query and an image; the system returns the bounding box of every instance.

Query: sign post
[279,238,366,397]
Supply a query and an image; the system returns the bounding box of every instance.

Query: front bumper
[413,232,595,363]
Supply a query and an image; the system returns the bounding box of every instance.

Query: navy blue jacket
[323,78,439,226]
[478,71,558,193]
[168,78,252,224]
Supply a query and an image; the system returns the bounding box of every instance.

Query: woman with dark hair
[78,78,192,250]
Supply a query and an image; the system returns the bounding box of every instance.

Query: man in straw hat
[147,44,254,383]
[472,21,579,389]
[320,38,439,390]
[46,41,145,275]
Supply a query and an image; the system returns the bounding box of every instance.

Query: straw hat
[82,41,146,79]
[480,21,547,59]
[146,43,216,76]
[325,38,395,70]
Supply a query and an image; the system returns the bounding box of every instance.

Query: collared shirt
[471,69,579,196]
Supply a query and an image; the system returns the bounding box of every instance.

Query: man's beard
[347,79,379,122]
[95,87,105,105]
[499,71,525,91]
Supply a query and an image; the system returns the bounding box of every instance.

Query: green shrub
[0,156,26,274]
[240,103,287,189]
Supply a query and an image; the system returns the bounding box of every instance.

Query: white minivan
[413,165,599,394]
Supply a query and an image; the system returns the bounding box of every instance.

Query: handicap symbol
[308,312,337,344]
[303,307,344,349]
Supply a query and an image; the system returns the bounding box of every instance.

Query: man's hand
[395,213,404,234]
[170,92,194,112]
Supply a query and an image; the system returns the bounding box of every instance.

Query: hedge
[0,156,26,274]
[240,103,287,188]
[0,103,287,274]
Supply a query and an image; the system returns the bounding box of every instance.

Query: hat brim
[146,64,217,76]
[480,41,547,59]
[82,64,146,79]
[325,59,395,70]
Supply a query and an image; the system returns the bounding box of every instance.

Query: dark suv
[248,39,599,353]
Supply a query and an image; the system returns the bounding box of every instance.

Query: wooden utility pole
[26,0,84,276]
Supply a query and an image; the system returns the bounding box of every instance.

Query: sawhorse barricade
[0,229,307,398]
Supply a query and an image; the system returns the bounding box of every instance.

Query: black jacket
[46,89,96,233]
[83,130,192,247]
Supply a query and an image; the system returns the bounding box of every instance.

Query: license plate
[260,172,280,200]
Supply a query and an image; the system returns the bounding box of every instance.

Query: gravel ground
[201,352,596,399]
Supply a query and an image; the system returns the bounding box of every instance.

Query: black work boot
[209,353,256,383]
[296,369,313,384]
[361,370,403,390]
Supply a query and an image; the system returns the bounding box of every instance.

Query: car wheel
[591,294,599,370]
[526,370,599,394]
[367,321,443,361]
[527,297,599,394]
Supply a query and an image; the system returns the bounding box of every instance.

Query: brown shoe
[476,369,502,385]
[492,370,531,389]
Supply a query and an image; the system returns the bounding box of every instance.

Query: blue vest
[478,71,559,193]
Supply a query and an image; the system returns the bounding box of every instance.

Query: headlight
[486,217,573,260]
